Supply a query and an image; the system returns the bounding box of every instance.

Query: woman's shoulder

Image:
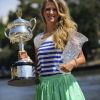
[33,32,44,48]
[34,32,44,40]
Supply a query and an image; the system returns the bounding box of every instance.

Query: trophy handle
[30,18,37,32]
[4,29,10,39]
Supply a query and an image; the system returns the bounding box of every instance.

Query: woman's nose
[50,9,54,14]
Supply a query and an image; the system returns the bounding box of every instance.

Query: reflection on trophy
[4,8,37,86]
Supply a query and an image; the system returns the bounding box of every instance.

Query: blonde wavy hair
[41,0,77,50]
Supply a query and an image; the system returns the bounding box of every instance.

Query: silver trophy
[4,8,37,86]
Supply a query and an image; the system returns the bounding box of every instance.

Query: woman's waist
[37,64,71,77]
[39,72,71,81]
[38,69,61,77]
[38,68,71,77]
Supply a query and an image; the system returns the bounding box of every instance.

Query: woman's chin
[47,20,56,24]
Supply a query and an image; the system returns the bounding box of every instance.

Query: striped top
[34,33,63,77]
[34,31,88,77]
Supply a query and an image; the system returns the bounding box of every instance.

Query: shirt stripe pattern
[37,36,63,76]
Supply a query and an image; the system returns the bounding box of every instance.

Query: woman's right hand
[18,50,28,60]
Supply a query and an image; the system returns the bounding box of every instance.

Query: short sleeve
[62,30,88,63]
[33,33,44,48]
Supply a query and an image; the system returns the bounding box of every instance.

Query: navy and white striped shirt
[34,34,63,77]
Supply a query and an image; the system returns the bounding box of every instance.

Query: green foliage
[68,0,100,60]
[0,23,5,39]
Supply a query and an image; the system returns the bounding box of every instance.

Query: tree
[68,0,100,60]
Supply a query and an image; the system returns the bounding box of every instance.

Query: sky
[0,0,20,18]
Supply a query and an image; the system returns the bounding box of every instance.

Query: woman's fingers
[18,51,28,59]
[59,64,69,72]
[59,63,73,72]
[60,67,69,72]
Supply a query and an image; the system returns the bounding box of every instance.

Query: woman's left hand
[59,51,86,72]
[59,58,77,72]
[59,62,74,72]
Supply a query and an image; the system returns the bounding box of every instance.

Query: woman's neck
[45,23,56,33]
[42,24,56,39]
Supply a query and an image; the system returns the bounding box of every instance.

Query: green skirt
[35,73,85,100]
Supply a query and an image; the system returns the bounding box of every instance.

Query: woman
[19,0,88,100]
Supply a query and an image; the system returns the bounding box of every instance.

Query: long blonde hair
[41,0,77,50]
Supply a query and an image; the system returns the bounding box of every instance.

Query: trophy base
[8,61,38,86]
[8,77,37,86]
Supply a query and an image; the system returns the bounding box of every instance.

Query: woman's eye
[45,8,50,11]
[53,8,57,11]
[45,8,57,12]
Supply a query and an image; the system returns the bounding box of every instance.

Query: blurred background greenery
[0,0,100,77]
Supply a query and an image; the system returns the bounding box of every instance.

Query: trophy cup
[4,8,37,86]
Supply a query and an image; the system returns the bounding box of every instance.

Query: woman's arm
[60,50,86,72]
[74,51,86,66]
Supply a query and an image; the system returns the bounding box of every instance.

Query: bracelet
[74,58,78,67]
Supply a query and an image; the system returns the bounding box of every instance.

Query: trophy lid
[7,8,31,29]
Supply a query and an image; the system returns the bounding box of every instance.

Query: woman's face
[43,1,59,25]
